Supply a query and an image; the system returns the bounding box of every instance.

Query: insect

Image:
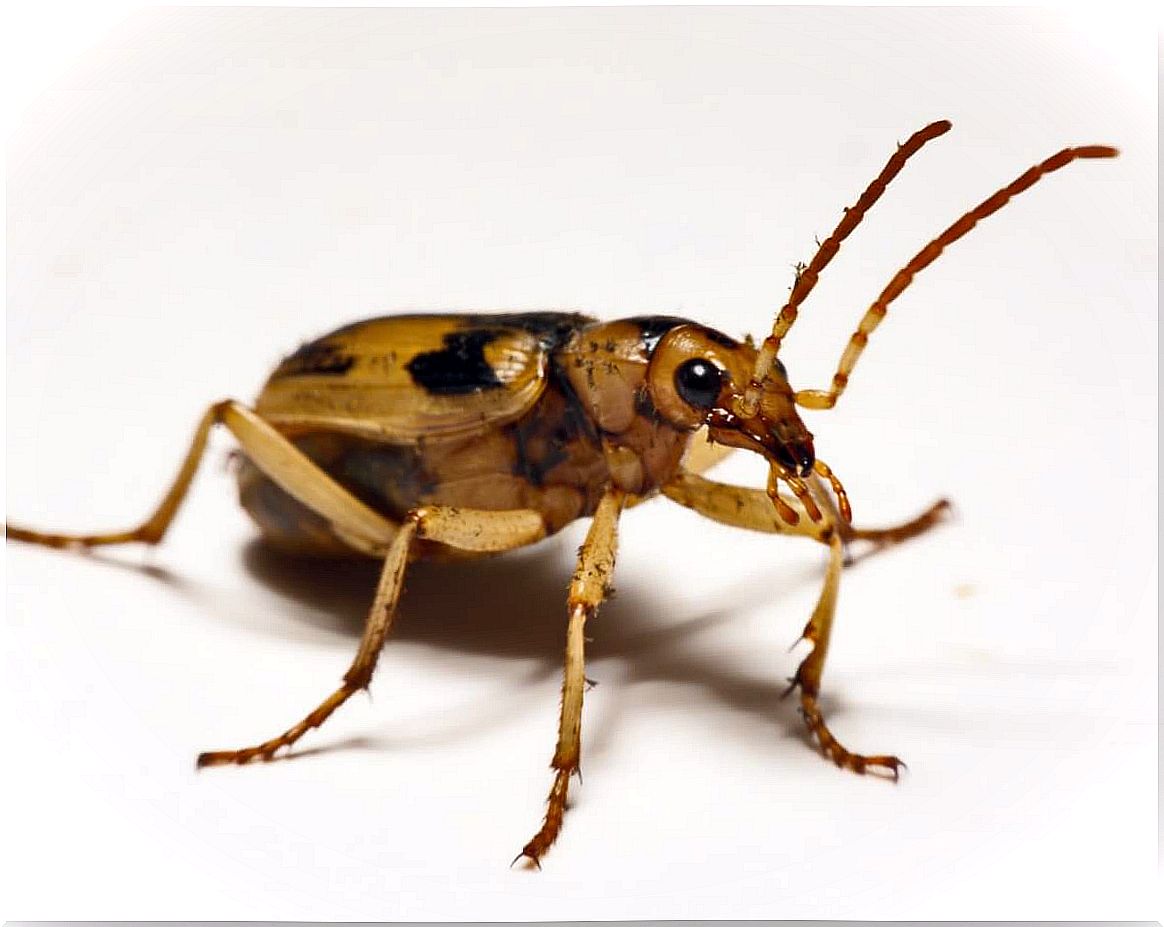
[6,121,1116,866]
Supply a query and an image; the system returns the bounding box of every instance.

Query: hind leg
[197,506,546,766]
[6,399,398,552]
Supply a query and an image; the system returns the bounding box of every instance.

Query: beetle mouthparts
[706,406,815,478]
[771,439,815,478]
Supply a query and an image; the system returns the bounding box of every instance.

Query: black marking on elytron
[321,311,594,346]
[406,329,506,395]
[462,312,596,350]
[273,341,356,378]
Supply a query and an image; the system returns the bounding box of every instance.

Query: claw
[799,693,906,780]
[511,851,541,870]
[870,756,907,782]
[196,750,234,768]
[196,746,282,767]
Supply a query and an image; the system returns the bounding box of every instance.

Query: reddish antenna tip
[917,119,953,141]
[1077,145,1120,159]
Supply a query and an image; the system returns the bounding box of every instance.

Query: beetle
[6,121,1117,866]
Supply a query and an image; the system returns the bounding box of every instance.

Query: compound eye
[674,358,724,410]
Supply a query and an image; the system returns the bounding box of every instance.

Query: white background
[4,5,1157,920]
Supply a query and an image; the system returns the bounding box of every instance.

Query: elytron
[7,121,1116,865]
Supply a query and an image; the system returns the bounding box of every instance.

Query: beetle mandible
[6,121,1117,866]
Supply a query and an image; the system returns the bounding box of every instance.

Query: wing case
[255,312,593,443]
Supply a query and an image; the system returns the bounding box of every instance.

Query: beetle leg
[197,515,418,767]
[197,505,546,767]
[664,471,949,554]
[661,471,825,540]
[788,532,905,779]
[843,500,951,563]
[5,399,397,551]
[517,488,625,868]
[803,473,950,562]
[623,431,733,511]
[664,470,948,778]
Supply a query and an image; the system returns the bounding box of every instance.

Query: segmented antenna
[738,120,953,418]
[795,142,1119,411]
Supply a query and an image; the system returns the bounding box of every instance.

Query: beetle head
[646,324,815,477]
[644,323,842,526]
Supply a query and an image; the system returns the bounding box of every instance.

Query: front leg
[662,470,824,540]
[790,531,904,779]
[663,470,944,778]
[844,499,951,554]
[517,488,625,867]
[664,470,949,551]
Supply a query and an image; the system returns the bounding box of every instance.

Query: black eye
[674,358,724,409]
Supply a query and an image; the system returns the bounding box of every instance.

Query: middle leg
[517,487,625,867]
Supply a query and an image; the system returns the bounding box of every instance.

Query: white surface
[4,6,1157,921]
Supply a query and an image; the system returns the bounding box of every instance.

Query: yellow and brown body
[238,312,758,557]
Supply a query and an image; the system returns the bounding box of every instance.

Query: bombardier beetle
[6,121,1118,866]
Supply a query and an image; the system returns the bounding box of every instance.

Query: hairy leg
[664,470,943,777]
[197,505,545,767]
[788,532,904,778]
[517,488,625,867]
[6,399,397,553]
